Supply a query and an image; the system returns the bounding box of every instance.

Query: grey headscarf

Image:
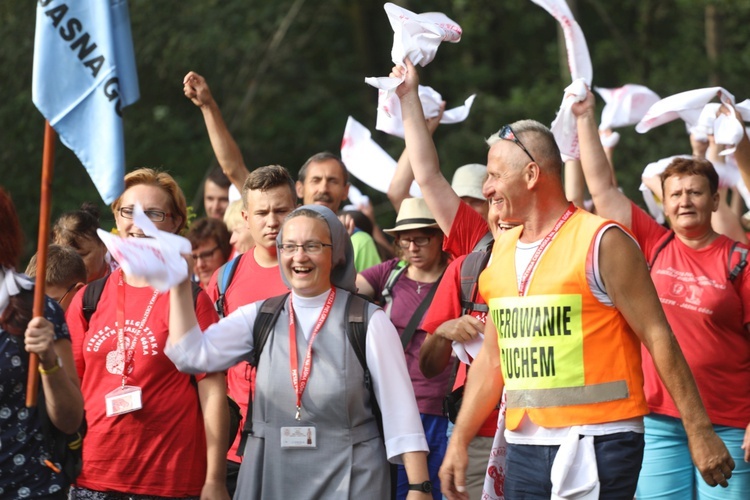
[276,204,356,294]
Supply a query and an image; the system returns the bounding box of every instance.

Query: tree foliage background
[3,0,750,261]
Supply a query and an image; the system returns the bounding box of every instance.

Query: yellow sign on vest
[489,294,584,390]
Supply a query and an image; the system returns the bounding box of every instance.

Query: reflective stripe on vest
[506,380,629,409]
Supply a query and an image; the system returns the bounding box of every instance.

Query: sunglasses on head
[498,125,536,164]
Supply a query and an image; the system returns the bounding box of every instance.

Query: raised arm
[387,105,445,213]
[391,59,461,235]
[573,90,633,227]
[184,71,251,191]
[599,227,734,487]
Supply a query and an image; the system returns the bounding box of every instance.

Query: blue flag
[32,0,140,204]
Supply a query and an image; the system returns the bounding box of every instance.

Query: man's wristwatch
[408,481,433,493]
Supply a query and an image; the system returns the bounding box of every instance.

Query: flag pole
[26,120,56,407]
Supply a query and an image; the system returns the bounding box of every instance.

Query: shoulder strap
[460,250,492,316]
[728,242,749,283]
[82,275,200,324]
[381,261,408,318]
[471,231,494,253]
[648,231,676,270]
[344,293,384,437]
[400,269,445,350]
[214,255,242,318]
[81,275,109,324]
[238,292,290,455]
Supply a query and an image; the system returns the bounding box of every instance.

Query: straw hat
[451,164,487,201]
[383,198,439,235]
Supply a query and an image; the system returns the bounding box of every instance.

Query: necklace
[415,280,429,295]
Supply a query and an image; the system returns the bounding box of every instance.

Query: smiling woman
[64,168,230,500]
[165,204,433,499]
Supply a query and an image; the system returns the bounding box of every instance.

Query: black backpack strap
[214,255,242,318]
[381,261,408,317]
[459,250,492,316]
[237,292,290,456]
[648,231,675,271]
[81,276,109,324]
[400,269,445,350]
[344,293,396,500]
[728,241,749,283]
[471,231,494,254]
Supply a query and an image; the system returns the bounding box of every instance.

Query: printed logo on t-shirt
[86,320,160,375]
[656,267,718,315]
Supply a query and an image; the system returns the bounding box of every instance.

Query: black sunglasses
[498,125,536,164]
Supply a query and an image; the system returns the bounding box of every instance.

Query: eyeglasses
[192,246,220,261]
[397,237,431,249]
[51,282,77,304]
[118,206,173,223]
[278,242,333,255]
[498,125,536,164]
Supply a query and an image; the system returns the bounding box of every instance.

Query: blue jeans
[503,432,644,499]
[397,413,448,500]
[637,413,750,499]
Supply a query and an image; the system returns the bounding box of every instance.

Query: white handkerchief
[595,84,660,129]
[340,116,421,196]
[346,184,369,208]
[375,85,476,138]
[550,428,600,500]
[96,204,192,292]
[551,78,589,160]
[530,0,592,84]
[364,3,462,96]
[636,87,733,133]
[0,268,34,318]
[451,334,484,366]
[599,131,620,148]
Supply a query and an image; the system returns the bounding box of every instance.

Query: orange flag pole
[26,120,56,407]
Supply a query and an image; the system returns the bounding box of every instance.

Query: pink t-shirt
[443,201,490,259]
[422,255,499,437]
[205,248,289,460]
[360,258,453,415]
[66,272,219,496]
[631,203,750,428]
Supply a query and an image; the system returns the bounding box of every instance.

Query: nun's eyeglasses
[497,125,536,163]
[278,242,333,255]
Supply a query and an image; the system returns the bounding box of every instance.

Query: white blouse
[165,289,428,462]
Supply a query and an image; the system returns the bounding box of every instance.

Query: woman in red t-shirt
[66,169,229,500]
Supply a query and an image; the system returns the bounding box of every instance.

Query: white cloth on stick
[96,203,191,292]
[376,85,475,139]
[341,116,421,196]
[364,3,462,98]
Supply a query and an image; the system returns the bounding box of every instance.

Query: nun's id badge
[105,385,143,417]
[280,426,316,449]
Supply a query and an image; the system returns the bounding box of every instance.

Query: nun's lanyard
[116,270,159,388]
[288,288,336,420]
[517,203,576,296]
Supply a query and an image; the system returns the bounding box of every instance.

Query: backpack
[213,255,242,318]
[459,249,493,316]
[444,246,494,423]
[380,260,408,317]
[238,291,396,497]
[648,231,749,283]
[238,292,377,448]
[82,275,241,450]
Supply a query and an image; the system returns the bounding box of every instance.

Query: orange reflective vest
[478,209,648,430]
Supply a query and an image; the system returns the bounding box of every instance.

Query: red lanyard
[288,288,336,420]
[517,203,577,296]
[116,270,159,387]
